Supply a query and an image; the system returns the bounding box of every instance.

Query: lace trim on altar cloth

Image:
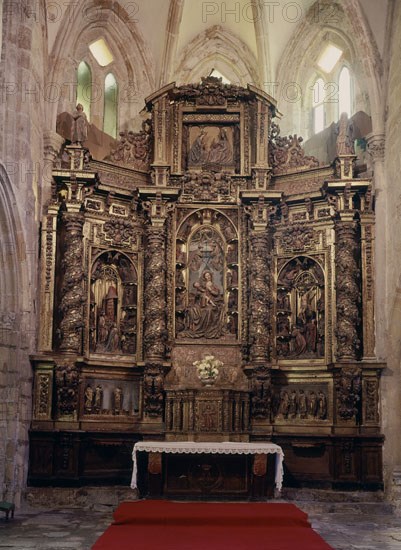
[131,441,284,492]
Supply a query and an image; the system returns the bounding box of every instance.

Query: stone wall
[0,1,47,505]
[382,0,401,493]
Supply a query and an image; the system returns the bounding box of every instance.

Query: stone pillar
[335,218,361,361]
[43,130,64,206]
[59,211,85,354]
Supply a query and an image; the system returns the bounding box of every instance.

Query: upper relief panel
[145,76,277,184]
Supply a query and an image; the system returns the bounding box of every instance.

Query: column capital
[366,133,385,163]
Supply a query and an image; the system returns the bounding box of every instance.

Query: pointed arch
[276,1,382,135]
[47,0,155,130]
[174,25,260,87]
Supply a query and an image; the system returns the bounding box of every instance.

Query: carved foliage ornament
[173,76,251,106]
[59,212,85,353]
[144,228,167,359]
[143,364,164,417]
[181,171,235,202]
[280,225,317,252]
[269,123,319,175]
[55,363,79,417]
[335,222,361,360]
[336,367,362,421]
[248,231,271,362]
[107,121,152,171]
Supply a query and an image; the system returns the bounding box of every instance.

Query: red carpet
[92,500,333,549]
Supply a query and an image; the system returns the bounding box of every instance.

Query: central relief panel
[175,208,239,343]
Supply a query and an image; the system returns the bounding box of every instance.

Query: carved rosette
[335,367,362,422]
[59,212,85,353]
[335,221,361,360]
[249,231,271,363]
[144,227,167,360]
[143,364,164,417]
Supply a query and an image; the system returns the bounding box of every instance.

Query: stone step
[281,487,386,503]
[24,486,139,511]
[292,500,395,515]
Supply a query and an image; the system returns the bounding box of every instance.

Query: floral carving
[251,368,272,420]
[59,212,85,353]
[269,123,319,175]
[103,219,133,245]
[107,122,151,171]
[335,222,361,360]
[143,364,164,417]
[55,362,79,417]
[181,171,234,202]
[248,232,271,362]
[280,225,317,252]
[336,367,362,421]
[144,228,167,359]
[173,75,251,106]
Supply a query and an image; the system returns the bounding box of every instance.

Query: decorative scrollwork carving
[173,75,251,106]
[181,171,235,202]
[55,362,79,417]
[251,368,272,420]
[280,225,317,252]
[248,232,271,362]
[269,123,319,175]
[106,122,152,171]
[58,212,85,353]
[143,364,164,417]
[335,222,361,360]
[144,228,167,359]
[336,367,362,421]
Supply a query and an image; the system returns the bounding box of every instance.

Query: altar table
[131,441,284,499]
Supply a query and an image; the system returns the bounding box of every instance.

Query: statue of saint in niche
[180,270,225,339]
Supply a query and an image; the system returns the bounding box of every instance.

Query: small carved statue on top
[71,104,88,145]
[336,112,354,156]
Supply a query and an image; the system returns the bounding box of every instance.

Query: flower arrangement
[193,355,223,384]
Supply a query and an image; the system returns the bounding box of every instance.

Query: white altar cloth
[131,441,284,491]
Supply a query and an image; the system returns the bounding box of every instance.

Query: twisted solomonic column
[335,220,361,361]
[143,226,167,361]
[59,211,85,353]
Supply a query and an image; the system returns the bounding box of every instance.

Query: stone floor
[0,491,400,549]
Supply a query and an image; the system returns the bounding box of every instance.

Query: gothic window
[312,78,325,134]
[77,61,92,121]
[338,66,352,118]
[103,73,118,138]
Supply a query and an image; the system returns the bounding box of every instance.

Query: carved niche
[90,251,138,355]
[276,256,325,359]
[175,208,239,340]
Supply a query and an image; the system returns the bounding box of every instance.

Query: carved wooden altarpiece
[29,77,384,493]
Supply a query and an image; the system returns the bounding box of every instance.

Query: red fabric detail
[112,500,310,527]
[93,501,333,550]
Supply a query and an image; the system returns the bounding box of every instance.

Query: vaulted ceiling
[46,0,388,87]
